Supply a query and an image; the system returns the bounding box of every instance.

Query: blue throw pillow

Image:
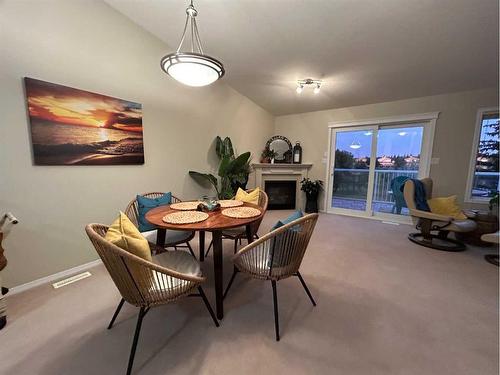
[270,210,304,231]
[136,193,172,232]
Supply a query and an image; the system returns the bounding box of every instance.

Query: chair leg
[107,298,125,330]
[271,280,280,341]
[296,272,317,306]
[223,269,238,299]
[186,241,196,258]
[233,238,238,254]
[197,286,219,327]
[126,307,147,375]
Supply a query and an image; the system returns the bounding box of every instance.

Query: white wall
[0,0,274,287]
[274,88,499,211]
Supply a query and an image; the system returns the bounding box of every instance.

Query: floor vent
[382,221,400,226]
[52,272,92,289]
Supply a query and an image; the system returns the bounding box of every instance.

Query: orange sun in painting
[25,78,143,133]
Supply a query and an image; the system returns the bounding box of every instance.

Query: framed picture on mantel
[24,77,144,165]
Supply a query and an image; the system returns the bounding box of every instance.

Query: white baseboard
[9,259,102,296]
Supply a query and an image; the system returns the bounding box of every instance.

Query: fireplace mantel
[252,163,313,169]
[252,163,312,210]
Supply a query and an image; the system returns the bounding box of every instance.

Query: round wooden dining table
[145,202,264,319]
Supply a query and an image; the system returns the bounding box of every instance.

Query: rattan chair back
[233,213,318,280]
[124,192,182,228]
[85,224,203,308]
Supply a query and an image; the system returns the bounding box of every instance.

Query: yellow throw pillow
[235,187,260,205]
[105,211,152,262]
[427,195,467,220]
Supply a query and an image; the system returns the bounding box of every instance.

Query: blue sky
[335,126,424,158]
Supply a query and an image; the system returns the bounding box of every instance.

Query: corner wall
[274,88,498,211]
[0,0,273,287]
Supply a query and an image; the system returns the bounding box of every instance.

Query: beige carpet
[0,211,498,375]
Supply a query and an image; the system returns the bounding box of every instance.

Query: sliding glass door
[327,120,431,221]
[330,127,376,215]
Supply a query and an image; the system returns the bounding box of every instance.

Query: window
[466,108,499,201]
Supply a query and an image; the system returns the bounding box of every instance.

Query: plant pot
[305,192,319,213]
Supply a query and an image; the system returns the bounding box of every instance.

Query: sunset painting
[24,78,144,165]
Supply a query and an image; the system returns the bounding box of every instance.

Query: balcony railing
[332,168,419,203]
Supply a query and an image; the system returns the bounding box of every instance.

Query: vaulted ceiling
[106,0,499,116]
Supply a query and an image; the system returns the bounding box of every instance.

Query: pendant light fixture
[160,0,224,87]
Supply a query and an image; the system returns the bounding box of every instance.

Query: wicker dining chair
[205,189,269,257]
[85,224,219,375]
[125,192,196,258]
[225,213,319,341]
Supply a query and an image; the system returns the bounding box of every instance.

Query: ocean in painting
[31,120,144,165]
[24,77,144,165]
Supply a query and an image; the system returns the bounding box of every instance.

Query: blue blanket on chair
[400,179,430,211]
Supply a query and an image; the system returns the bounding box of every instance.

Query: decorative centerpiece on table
[189,136,251,199]
[301,178,323,213]
[197,195,221,212]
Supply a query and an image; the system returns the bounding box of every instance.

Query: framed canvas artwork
[24,77,144,165]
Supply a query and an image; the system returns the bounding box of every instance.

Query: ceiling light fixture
[160,0,224,87]
[296,78,322,94]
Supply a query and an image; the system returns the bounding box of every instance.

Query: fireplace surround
[265,180,297,209]
[252,163,312,210]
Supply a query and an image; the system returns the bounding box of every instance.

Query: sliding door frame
[325,112,439,222]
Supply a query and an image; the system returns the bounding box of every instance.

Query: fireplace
[265,180,296,210]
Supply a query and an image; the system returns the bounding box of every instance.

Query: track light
[296,78,322,94]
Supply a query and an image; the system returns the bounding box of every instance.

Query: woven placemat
[221,207,261,219]
[170,201,201,211]
[162,211,208,224]
[219,199,244,208]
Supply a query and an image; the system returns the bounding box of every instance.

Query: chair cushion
[267,229,300,269]
[136,193,172,232]
[235,187,260,205]
[442,219,477,232]
[427,195,467,220]
[153,250,201,276]
[142,229,194,246]
[105,212,152,262]
[151,250,202,291]
[271,210,303,231]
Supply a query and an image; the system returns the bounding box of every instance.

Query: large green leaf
[218,155,232,177]
[215,136,234,160]
[215,136,224,159]
[188,171,219,195]
[226,152,251,174]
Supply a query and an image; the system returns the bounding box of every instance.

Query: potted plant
[301,178,323,213]
[260,147,277,163]
[189,136,252,199]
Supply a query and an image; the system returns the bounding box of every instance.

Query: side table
[456,210,499,246]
